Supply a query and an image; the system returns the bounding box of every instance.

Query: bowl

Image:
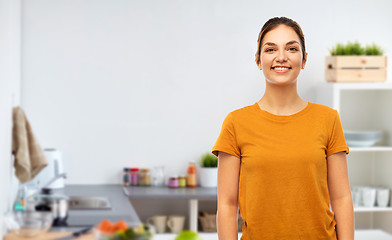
[344,130,382,147]
[6,211,53,237]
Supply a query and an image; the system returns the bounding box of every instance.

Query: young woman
[212,17,354,240]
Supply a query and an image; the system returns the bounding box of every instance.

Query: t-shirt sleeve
[326,110,350,157]
[211,112,241,158]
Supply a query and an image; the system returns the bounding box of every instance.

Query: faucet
[42,173,67,191]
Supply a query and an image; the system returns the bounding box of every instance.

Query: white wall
[21,0,392,184]
[0,0,21,236]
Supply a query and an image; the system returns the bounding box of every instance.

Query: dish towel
[12,106,47,183]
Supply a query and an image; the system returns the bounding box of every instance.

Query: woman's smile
[272,66,291,73]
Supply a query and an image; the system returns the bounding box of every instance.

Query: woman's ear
[301,52,308,69]
[257,60,262,70]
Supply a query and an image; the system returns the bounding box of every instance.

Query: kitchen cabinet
[124,186,217,232]
[316,82,392,234]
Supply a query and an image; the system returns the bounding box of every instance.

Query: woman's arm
[217,151,241,240]
[327,151,354,240]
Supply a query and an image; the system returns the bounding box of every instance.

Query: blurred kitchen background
[2,0,392,237]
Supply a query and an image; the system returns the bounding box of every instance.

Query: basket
[198,212,244,232]
[198,212,217,232]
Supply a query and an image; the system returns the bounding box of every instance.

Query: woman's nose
[276,50,287,62]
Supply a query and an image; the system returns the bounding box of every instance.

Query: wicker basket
[198,211,244,232]
[198,212,217,232]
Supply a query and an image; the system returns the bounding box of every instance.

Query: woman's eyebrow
[286,40,300,45]
[263,40,300,47]
[263,42,276,47]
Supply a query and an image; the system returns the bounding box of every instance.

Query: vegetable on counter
[95,220,153,240]
[175,230,203,240]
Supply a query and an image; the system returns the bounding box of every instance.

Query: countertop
[51,184,140,232]
[5,230,392,240]
[124,186,217,200]
[156,231,392,240]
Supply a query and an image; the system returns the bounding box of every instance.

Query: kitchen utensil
[25,173,69,226]
[34,189,69,226]
[351,186,362,207]
[376,187,390,207]
[167,215,185,234]
[344,130,382,147]
[6,210,53,237]
[30,149,65,189]
[362,187,377,207]
[147,215,167,233]
[151,166,165,187]
[50,226,92,240]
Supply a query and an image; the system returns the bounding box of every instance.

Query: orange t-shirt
[212,102,349,240]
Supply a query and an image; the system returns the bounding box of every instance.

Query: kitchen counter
[51,184,140,232]
[5,230,392,240]
[157,230,392,240]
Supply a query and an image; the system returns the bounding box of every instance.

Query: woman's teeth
[274,67,289,71]
[273,67,290,73]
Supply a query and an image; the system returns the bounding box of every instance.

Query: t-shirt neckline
[254,101,312,121]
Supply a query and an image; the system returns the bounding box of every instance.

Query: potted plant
[325,42,386,82]
[198,153,218,188]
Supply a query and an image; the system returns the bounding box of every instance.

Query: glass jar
[178,175,186,188]
[151,166,165,187]
[187,162,197,188]
[168,176,179,188]
[130,168,140,186]
[139,168,151,186]
[123,168,130,186]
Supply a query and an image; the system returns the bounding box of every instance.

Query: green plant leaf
[329,42,382,56]
[200,153,218,168]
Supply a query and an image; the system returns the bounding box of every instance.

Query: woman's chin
[265,78,297,86]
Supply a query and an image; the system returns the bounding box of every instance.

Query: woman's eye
[289,47,298,51]
[265,48,275,52]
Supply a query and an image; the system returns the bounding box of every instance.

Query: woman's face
[258,24,307,86]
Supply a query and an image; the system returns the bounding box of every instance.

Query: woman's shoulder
[309,102,339,118]
[221,103,258,124]
[229,103,258,117]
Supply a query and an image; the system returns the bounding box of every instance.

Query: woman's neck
[257,82,307,116]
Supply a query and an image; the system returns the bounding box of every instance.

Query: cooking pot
[26,173,69,226]
[28,188,69,226]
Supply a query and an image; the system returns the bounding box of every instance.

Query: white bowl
[344,130,382,147]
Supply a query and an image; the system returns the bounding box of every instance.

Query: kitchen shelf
[322,82,392,90]
[317,82,392,234]
[124,186,217,232]
[350,146,392,152]
[355,207,392,213]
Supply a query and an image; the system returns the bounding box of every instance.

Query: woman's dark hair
[255,17,306,65]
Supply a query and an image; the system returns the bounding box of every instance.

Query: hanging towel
[12,106,47,183]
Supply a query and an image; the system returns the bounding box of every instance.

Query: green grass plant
[200,153,218,168]
[365,43,383,55]
[329,42,383,56]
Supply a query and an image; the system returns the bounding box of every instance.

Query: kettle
[31,149,65,189]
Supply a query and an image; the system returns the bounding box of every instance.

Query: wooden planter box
[325,56,387,82]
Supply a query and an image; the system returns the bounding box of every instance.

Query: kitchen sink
[68,196,112,210]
